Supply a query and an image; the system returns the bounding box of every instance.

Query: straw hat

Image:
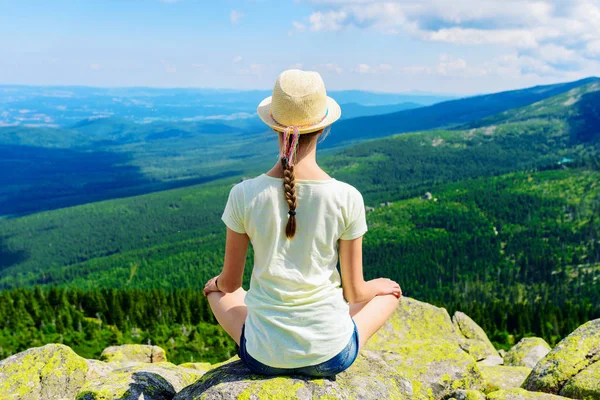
[257,69,341,134]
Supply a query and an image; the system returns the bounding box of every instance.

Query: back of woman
[223,173,366,367]
[203,68,402,377]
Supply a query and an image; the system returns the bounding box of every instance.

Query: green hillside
[327,80,600,204]
[0,81,599,362]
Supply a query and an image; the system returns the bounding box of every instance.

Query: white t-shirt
[221,173,368,368]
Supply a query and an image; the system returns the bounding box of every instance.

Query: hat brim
[256,96,342,134]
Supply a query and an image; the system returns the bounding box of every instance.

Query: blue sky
[1,0,599,94]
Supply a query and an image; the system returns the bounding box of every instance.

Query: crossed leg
[349,294,400,351]
[207,287,399,351]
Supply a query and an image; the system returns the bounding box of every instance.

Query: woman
[203,69,402,377]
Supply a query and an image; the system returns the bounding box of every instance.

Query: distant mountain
[324,80,600,203]
[0,85,452,127]
[323,77,600,148]
[339,102,422,119]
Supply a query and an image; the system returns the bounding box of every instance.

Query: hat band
[269,108,329,130]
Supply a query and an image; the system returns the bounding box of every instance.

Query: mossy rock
[179,362,212,372]
[486,388,570,399]
[366,297,461,352]
[447,389,487,400]
[452,312,500,361]
[77,361,206,399]
[100,344,167,364]
[522,319,600,394]
[174,351,414,399]
[76,370,175,400]
[0,343,89,400]
[559,360,600,399]
[479,365,531,393]
[504,338,551,368]
[376,341,483,399]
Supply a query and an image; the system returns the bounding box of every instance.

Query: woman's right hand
[369,278,402,298]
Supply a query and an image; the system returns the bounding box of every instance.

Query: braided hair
[281,157,297,238]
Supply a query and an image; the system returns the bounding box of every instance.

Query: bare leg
[349,294,400,350]
[207,287,248,346]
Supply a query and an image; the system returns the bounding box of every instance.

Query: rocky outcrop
[2,301,599,400]
[100,344,167,364]
[0,344,89,400]
[479,365,532,392]
[504,338,551,368]
[487,388,570,399]
[453,311,501,361]
[522,319,600,397]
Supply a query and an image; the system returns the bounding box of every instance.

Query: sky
[1,0,599,94]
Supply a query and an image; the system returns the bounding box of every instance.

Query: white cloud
[356,64,371,73]
[309,10,347,32]
[300,0,600,68]
[289,63,304,70]
[89,63,102,71]
[232,56,243,64]
[292,21,307,32]
[230,10,243,24]
[317,63,343,74]
[354,63,393,73]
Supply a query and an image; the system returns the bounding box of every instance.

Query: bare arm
[204,227,249,295]
[339,236,402,304]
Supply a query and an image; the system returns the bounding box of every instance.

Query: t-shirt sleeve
[221,183,246,234]
[340,188,368,240]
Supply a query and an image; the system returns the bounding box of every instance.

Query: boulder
[77,361,206,399]
[479,365,532,392]
[504,338,551,368]
[559,360,600,399]
[174,350,414,400]
[448,389,487,400]
[0,343,89,400]
[522,319,600,395]
[100,344,167,364]
[453,311,500,361]
[479,356,504,366]
[366,297,461,350]
[486,388,570,399]
[178,362,212,372]
[76,371,175,400]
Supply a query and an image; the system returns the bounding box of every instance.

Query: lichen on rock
[76,370,175,400]
[504,338,551,368]
[0,343,89,400]
[486,388,570,399]
[173,351,415,400]
[479,365,531,393]
[522,319,600,395]
[452,311,500,361]
[100,344,167,364]
[559,360,600,400]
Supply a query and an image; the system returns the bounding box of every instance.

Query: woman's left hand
[203,275,221,296]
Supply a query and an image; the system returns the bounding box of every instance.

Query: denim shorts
[237,319,359,377]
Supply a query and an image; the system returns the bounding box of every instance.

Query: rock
[479,365,532,392]
[377,343,483,399]
[366,297,460,349]
[424,192,433,200]
[76,370,175,400]
[479,356,505,366]
[505,338,551,368]
[448,389,487,400]
[522,319,600,395]
[85,359,114,380]
[100,344,167,364]
[0,343,89,400]
[174,351,414,400]
[486,388,570,399]
[178,362,212,372]
[77,361,206,399]
[559,360,600,399]
[453,311,500,361]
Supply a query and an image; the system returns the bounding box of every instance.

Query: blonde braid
[281,158,297,239]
